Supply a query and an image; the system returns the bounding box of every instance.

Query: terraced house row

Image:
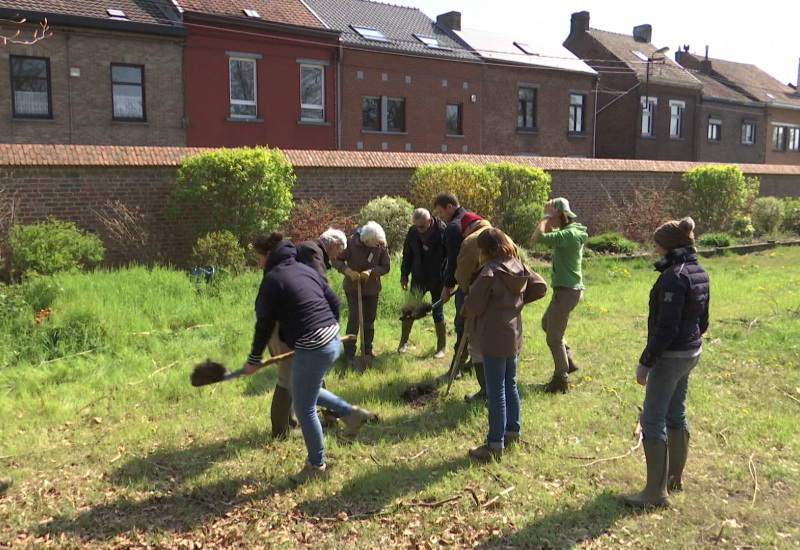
[1,0,798,164]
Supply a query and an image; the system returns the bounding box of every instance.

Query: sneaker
[288,462,328,485]
[543,376,569,394]
[468,445,502,462]
[341,406,374,437]
[0,477,12,495]
[397,342,408,354]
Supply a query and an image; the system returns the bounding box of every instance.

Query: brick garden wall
[1,145,799,266]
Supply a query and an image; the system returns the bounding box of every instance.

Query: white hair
[360,221,387,247]
[319,228,347,250]
[412,208,431,222]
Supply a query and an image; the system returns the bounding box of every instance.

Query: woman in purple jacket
[624,218,710,507]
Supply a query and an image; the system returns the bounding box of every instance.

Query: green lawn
[1,246,799,549]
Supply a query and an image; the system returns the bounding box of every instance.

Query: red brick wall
[2,146,799,266]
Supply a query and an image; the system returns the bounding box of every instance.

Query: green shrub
[781,199,800,236]
[409,162,500,218]
[358,196,414,253]
[696,232,733,248]
[485,162,551,245]
[751,197,784,234]
[6,219,105,279]
[680,165,759,233]
[281,198,357,243]
[171,146,294,245]
[191,231,246,274]
[585,232,637,254]
[731,216,755,240]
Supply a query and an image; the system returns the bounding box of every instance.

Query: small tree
[281,198,357,243]
[409,162,500,218]
[680,165,759,233]
[171,147,294,245]
[750,196,785,235]
[485,162,551,245]
[358,195,414,253]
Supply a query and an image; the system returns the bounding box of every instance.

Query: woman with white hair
[332,221,390,368]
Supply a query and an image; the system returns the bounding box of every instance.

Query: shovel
[443,317,471,398]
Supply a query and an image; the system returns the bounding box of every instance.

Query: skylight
[513,42,537,55]
[632,51,649,61]
[413,34,450,50]
[243,8,260,18]
[106,8,128,19]
[352,26,388,42]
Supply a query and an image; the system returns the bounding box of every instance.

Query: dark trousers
[344,291,379,358]
[453,287,466,352]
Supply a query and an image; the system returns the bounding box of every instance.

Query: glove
[359,271,370,282]
[344,268,360,281]
[636,363,649,386]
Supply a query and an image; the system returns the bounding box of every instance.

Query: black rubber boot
[464,362,487,403]
[434,322,447,358]
[397,318,414,353]
[271,385,294,439]
[667,428,690,492]
[624,439,670,508]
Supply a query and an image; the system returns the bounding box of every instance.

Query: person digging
[398,208,448,357]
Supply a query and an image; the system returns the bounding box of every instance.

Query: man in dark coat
[398,208,447,357]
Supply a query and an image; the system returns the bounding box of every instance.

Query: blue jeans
[482,354,521,449]
[290,336,354,467]
[453,288,465,352]
[639,354,700,442]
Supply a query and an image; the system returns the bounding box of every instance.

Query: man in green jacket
[531,198,588,393]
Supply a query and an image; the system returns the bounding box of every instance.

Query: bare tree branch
[1,15,51,46]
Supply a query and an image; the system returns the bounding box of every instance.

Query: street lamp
[643,46,669,135]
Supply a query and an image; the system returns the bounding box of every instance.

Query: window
[361,96,404,132]
[789,128,800,152]
[772,126,786,150]
[413,34,450,50]
[640,96,656,136]
[111,64,145,121]
[569,93,586,133]
[514,42,537,55]
[352,26,388,41]
[10,55,51,118]
[518,87,536,129]
[300,64,324,121]
[229,57,257,118]
[446,103,462,135]
[707,117,722,141]
[741,122,756,145]
[669,100,684,138]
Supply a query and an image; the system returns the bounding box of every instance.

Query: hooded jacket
[332,229,391,296]
[295,238,330,282]
[249,241,340,356]
[639,247,710,367]
[463,257,548,357]
[400,216,446,292]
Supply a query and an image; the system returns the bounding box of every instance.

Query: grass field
[1,246,799,549]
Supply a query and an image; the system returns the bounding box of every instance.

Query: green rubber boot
[624,439,670,508]
[667,428,690,492]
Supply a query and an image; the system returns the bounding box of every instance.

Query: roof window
[413,34,451,50]
[513,42,537,55]
[106,8,128,19]
[243,9,260,18]
[632,51,649,61]
[352,26,388,41]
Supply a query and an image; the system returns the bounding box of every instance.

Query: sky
[406,0,800,87]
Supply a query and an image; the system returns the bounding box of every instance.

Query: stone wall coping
[2,144,800,175]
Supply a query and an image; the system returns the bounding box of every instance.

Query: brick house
[303,0,484,154]
[177,0,341,149]
[676,50,800,165]
[444,22,597,157]
[0,0,186,145]
[564,11,702,161]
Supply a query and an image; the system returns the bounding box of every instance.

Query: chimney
[700,45,712,75]
[633,24,652,43]
[570,11,589,36]
[436,11,461,31]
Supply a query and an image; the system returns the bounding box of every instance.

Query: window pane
[230,59,255,102]
[301,107,323,121]
[113,84,143,118]
[11,57,50,116]
[362,97,379,129]
[387,99,404,131]
[519,87,535,102]
[231,104,257,117]
[112,65,142,84]
[446,104,461,134]
[300,66,322,106]
[11,57,47,81]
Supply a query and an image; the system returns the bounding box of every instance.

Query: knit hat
[653,217,696,250]
[460,212,483,234]
[553,197,577,219]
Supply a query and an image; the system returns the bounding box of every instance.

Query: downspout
[592,73,599,158]
[66,32,74,143]
[337,44,343,150]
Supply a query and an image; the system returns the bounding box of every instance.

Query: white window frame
[708,117,722,141]
[741,121,756,145]
[788,127,800,152]
[772,125,786,150]
[569,93,586,133]
[228,56,257,119]
[640,96,657,136]
[299,63,324,121]
[669,100,684,139]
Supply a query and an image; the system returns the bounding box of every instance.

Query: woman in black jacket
[624,218,710,508]
[244,233,374,485]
